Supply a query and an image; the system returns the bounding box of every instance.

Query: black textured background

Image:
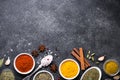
[0,0,120,80]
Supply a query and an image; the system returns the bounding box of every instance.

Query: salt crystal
[28,43,32,46]
[10,49,13,52]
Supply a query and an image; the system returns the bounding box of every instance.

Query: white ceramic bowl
[33,70,54,80]
[80,66,102,80]
[14,53,35,74]
[59,59,80,80]
[103,59,120,76]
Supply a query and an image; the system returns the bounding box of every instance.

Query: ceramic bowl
[14,53,35,74]
[103,59,120,76]
[33,70,54,80]
[59,59,80,80]
[80,66,102,80]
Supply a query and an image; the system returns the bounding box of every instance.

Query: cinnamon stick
[73,48,90,67]
[79,48,85,70]
[71,51,90,68]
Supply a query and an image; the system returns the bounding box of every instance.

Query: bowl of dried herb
[80,66,102,80]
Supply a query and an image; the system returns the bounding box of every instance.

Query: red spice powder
[16,54,34,72]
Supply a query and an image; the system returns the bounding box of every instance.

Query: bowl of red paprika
[14,53,35,74]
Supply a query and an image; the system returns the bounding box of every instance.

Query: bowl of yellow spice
[103,59,120,76]
[59,59,80,79]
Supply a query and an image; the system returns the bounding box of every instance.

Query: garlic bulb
[98,56,105,61]
[5,57,10,66]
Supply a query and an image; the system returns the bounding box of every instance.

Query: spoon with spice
[22,55,53,80]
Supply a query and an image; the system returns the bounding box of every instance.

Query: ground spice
[60,60,79,78]
[82,68,99,80]
[16,54,34,72]
[105,61,119,75]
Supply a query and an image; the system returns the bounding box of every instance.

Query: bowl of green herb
[80,66,102,80]
[33,70,54,80]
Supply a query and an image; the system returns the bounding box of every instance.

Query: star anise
[38,44,46,52]
[31,50,39,57]
[50,63,57,73]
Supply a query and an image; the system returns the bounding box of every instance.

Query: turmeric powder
[60,60,79,78]
[105,60,119,75]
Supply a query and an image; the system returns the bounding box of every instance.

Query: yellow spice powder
[105,61,119,75]
[60,60,79,78]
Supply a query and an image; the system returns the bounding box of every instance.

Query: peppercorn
[31,50,39,57]
[50,63,57,73]
[38,45,46,52]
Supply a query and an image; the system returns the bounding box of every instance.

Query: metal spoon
[22,55,53,80]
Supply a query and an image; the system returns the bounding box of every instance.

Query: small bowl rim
[59,59,80,79]
[14,53,35,74]
[103,59,120,76]
[80,66,102,80]
[33,70,54,80]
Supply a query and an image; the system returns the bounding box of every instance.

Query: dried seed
[91,53,95,56]
[88,50,91,54]
[88,56,92,60]
[87,50,92,59]
[91,56,95,61]
[96,62,100,64]
[87,54,90,58]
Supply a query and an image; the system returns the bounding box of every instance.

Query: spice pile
[15,54,34,72]
[82,68,100,80]
[0,69,15,80]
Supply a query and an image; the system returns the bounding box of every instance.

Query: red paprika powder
[15,54,34,72]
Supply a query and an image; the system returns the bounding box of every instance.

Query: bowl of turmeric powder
[14,53,35,74]
[59,59,80,79]
[103,59,120,76]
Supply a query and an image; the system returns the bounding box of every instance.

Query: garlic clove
[98,55,105,61]
[5,57,11,66]
[113,75,120,80]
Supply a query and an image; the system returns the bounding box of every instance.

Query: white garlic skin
[5,57,11,66]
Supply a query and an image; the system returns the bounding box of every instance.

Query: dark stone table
[0,0,120,80]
